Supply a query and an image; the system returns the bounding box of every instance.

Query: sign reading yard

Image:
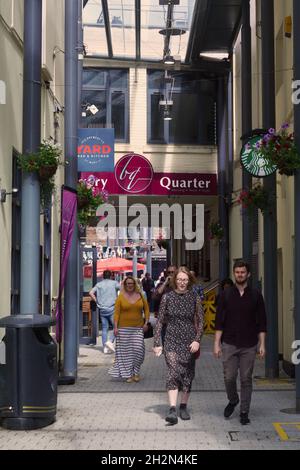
[77,128,115,172]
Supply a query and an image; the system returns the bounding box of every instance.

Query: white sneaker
[103,346,110,354]
[105,340,115,353]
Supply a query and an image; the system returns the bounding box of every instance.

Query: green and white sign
[240,135,277,177]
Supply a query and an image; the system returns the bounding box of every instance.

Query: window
[147,70,217,145]
[81,68,129,142]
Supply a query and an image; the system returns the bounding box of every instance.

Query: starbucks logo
[241,135,277,177]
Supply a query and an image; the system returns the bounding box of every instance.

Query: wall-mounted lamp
[0,188,18,203]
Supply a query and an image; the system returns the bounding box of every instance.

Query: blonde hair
[170,266,195,291]
[123,276,140,293]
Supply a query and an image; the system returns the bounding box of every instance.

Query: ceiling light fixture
[163,106,172,121]
[200,51,230,61]
[164,54,175,65]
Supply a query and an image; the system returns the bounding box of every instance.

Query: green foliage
[258,124,300,176]
[17,139,63,209]
[77,180,108,226]
[209,221,224,241]
[238,184,271,215]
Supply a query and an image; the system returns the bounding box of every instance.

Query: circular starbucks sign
[240,135,277,177]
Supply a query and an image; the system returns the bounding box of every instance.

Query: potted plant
[238,184,271,216]
[18,139,63,207]
[209,221,224,242]
[77,180,108,227]
[256,123,300,176]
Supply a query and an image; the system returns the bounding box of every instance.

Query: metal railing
[203,279,219,294]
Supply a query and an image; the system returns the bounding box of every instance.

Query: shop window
[147,70,217,145]
[81,68,129,142]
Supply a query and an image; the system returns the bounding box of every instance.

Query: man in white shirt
[89,270,120,353]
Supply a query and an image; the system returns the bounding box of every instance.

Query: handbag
[144,321,154,339]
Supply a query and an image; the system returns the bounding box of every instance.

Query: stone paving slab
[0,336,298,450]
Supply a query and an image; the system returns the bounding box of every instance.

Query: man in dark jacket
[214,260,267,425]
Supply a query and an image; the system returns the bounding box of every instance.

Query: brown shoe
[126,377,134,383]
[133,375,140,382]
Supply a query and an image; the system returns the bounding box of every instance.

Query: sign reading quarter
[241,135,277,177]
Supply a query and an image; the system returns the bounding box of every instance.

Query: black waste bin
[0,314,57,430]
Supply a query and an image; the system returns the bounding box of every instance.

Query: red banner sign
[80,171,217,196]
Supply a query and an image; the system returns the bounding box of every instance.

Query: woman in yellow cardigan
[108,276,150,383]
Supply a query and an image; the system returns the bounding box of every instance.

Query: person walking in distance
[214,260,267,425]
[153,267,204,425]
[89,270,120,354]
[142,272,155,308]
[108,276,150,383]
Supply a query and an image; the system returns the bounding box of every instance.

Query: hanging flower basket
[17,139,63,208]
[77,194,90,210]
[238,184,271,216]
[39,164,58,181]
[256,124,300,176]
[77,180,109,226]
[209,221,224,242]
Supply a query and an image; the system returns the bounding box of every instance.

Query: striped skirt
[108,327,145,379]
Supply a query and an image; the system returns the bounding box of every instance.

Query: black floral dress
[154,289,204,392]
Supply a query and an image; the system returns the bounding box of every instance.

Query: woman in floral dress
[153,266,204,425]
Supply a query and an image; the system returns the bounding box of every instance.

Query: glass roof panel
[140,0,196,62]
[83,0,196,61]
[109,0,136,59]
[83,0,108,57]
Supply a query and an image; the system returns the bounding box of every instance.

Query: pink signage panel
[80,152,217,196]
[80,171,217,196]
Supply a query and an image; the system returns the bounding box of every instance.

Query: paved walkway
[0,335,299,450]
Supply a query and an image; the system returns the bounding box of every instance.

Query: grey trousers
[222,342,257,414]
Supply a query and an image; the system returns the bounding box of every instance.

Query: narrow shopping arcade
[1,0,300,453]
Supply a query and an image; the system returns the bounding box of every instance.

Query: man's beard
[235,278,248,285]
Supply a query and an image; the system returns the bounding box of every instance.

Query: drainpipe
[63,0,79,380]
[293,0,300,412]
[20,0,42,315]
[261,0,279,378]
[241,0,253,266]
[217,77,229,281]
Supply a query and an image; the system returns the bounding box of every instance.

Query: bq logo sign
[115,153,154,194]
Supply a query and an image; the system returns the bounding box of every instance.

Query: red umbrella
[96,257,145,275]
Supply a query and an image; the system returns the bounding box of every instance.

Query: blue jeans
[99,307,115,346]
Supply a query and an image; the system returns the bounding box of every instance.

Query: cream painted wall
[0,3,23,318]
[273,0,295,364]
[0,1,65,319]
[231,0,296,366]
